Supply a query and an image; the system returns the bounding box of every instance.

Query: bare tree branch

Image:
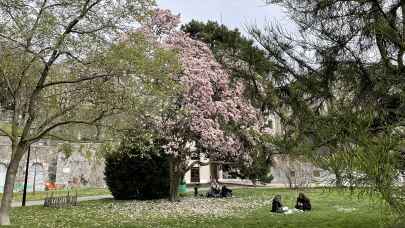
[26,0,48,47]
[184,160,237,173]
[0,127,12,139]
[21,0,105,141]
[27,111,107,143]
[41,73,116,89]
[36,104,80,132]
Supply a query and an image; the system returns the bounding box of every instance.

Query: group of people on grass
[271,193,311,214]
[206,181,233,198]
[204,180,312,214]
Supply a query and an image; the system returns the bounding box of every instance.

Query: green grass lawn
[7,187,110,202]
[9,188,400,228]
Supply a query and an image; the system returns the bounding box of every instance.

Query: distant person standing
[295,193,311,211]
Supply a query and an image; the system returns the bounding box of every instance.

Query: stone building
[182,113,332,186]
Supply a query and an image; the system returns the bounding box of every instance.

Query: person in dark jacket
[295,193,311,211]
[220,185,232,197]
[271,195,284,213]
[206,181,221,198]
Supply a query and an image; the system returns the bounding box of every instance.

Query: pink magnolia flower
[138,9,269,161]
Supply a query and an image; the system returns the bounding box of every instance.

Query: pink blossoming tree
[140,9,267,201]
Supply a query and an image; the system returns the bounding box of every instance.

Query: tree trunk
[0,148,24,225]
[169,174,181,202]
[251,179,257,186]
[335,171,343,188]
[169,158,182,202]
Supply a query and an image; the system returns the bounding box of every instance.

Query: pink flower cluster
[147,9,181,35]
[141,9,264,158]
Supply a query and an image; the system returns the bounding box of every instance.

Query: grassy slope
[9,188,396,228]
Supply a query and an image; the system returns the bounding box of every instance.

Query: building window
[290,171,296,177]
[190,167,200,183]
[313,170,321,177]
[265,119,273,129]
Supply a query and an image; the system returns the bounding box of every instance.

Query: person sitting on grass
[271,195,285,213]
[295,192,311,211]
[206,180,221,198]
[220,185,232,197]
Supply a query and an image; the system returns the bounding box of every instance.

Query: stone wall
[0,136,105,192]
[271,155,334,187]
[55,145,105,188]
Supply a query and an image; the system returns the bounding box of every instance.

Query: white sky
[157,0,295,37]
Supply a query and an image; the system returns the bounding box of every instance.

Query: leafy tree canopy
[253,0,405,213]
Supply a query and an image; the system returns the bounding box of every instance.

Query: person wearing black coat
[271,195,284,213]
[295,193,311,211]
[220,185,232,197]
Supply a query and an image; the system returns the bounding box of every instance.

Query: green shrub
[104,136,170,200]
